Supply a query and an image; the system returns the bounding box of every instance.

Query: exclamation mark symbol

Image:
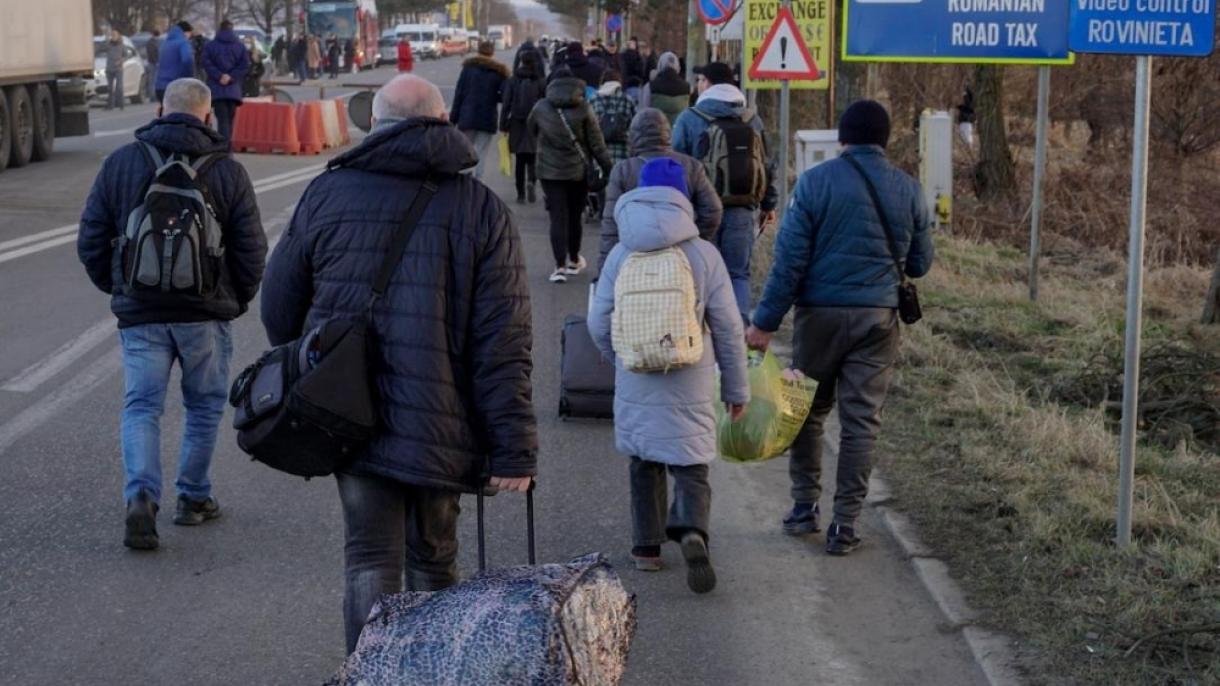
[780,37,788,69]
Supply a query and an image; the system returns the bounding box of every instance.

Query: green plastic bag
[716,351,817,463]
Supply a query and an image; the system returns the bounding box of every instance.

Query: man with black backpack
[672,62,778,323]
[78,77,267,551]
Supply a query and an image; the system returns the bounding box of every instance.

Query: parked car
[87,36,147,105]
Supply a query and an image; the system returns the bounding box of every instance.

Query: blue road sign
[698,0,735,25]
[1070,0,1216,56]
[606,13,623,32]
[844,0,1072,64]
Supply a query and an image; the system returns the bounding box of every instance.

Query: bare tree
[973,64,1016,199]
[1205,247,1220,324]
[1152,57,1220,157]
[235,0,285,33]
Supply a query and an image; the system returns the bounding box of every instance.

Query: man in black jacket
[261,74,538,654]
[77,78,267,551]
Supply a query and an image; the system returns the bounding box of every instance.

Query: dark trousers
[336,472,461,654]
[514,152,537,198]
[212,100,238,141]
[541,178,587,269]
[630,457,711,547]
[789,307,900,526]
[106,71,124,110]
[155,88,165,103]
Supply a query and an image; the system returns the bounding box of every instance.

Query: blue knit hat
[638,157,688,196]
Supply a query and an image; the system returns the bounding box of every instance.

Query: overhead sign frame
[749,6,821,80]
[841,0,1076,65]
[698,0,736,25]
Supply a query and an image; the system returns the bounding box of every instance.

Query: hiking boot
[173,495,221,526]
[825,522,862,556]
[782,502,821,536]
[565,255,587,276]
[679,532,716,594]
[124,489,159,551]
[548,268,568,284]
[631,546,663,572]
[527,184,537,204]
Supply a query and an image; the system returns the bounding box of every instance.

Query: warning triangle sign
[748,6,820,81]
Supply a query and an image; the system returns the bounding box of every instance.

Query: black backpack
[229,177,438,479]
[597,97,631,144]
[694,109,768,207]
[118,143,224,295]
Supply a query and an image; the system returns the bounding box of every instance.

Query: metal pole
[686,0,702,86]
[779,78,790,215]
[1117,55,1152,549]
[1029,66,1050,302]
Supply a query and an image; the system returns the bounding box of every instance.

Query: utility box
[919,110,954,230]
[795,130,841,174]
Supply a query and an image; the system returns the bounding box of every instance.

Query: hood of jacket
[461,54,509,78]
[565,51,589,70]
[694,88,748,119]
[135,113,231,156]
[164,25,187,45]
[546,77,586,108]
[214,28,240,45]
[615,186,698,252]
[628,108,672,155]
[330,117,476,177]
[597,81,622,97]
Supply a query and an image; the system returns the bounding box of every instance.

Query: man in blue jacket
[450,41,508,179]
[746,100,934,557]
[77,78,267,551]
[154,22,196,102]
[202,20,250,141]
[672,62,778,323]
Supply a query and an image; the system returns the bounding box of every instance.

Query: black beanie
[839,100,891,148]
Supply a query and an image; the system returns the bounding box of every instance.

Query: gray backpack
[119,143,224,295]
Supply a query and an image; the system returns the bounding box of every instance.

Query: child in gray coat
[588,158,750,594]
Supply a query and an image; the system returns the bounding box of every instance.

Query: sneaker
[124,489,159,551]
[631,546,663,572]
[782,502,821,536]
[527,184,537,203]
[173,495,221,526]
[825,522,862,556]
[564,255,587,276]
[679,532,716,594]
[548,269,568,284]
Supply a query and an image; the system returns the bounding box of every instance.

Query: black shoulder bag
[229,178,439,478]
[557,107,607,192]
[843,155,923,325]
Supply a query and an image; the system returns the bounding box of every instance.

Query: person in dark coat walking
[145,30,161,100]
[260,75,537,654]
[77,78,267,551]
[512,39,546,77]
[640,51,690,125]
[289,36,307,82]
[746,101,934,556]
[527,69,613,283]
[561,42,603,92]
[344,38,356,72]
[155,23,195,102]
[499,48,545,204]
[202,21,250,141]
[270,35,286,75]
[327,35,341,78]
[450,41,508,180]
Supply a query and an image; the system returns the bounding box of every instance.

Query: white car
[88,36,148,105]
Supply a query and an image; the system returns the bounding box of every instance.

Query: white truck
[487,24,514,51]
[0,0,93,173]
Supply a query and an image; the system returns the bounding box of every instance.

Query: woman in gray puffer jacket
[588,158,749,595]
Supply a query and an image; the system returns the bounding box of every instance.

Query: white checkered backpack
[612,246,704,373]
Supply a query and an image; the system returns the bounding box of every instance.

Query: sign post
[1028,66,1050,302]
[1069,1,1215,547]
[748,3,822,215]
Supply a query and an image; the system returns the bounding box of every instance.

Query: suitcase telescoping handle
[476,480,536,573]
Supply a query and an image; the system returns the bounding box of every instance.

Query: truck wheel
[0,89,10,173]
[6,86,34,168]
[31,84,55,162]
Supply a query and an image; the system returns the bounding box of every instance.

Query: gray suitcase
[559,314,615,419]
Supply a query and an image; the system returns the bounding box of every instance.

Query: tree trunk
[973,64,1016,199]
[1204,246,1220,324]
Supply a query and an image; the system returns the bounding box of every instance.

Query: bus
[304,0,379,71]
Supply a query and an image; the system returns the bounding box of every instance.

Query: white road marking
[93,127,137,138]
[0,224,77,252]
[0,348,121,454]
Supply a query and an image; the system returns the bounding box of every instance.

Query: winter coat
[154,26,195,91]
[598,108,723,272]
[289,38,306,64]
[527,76,613,182]
[397,41,414,72]
[78,113,266,328]
[260,118,537,492]
[619,48,646,87]
[512,41,546,76]
[672,85,779,212]
[640,68,690,125]
[202,29,250,102]
[146,36,160,65]
[562,50,603,92]
[753,146,935,332]
[589,83,636,162]
[499,70,545,153]
[588,186,749,466]
[451,55,509,133]
[307,37,322,69]
[104,39,124,74]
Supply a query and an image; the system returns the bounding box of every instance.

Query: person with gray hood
[598,108,722,273]
[639,51,690,125]
[588,157,749,595]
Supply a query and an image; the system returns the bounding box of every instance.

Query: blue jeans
[119,322,233,504]
[714,206,757,321]
[106,71,124,110]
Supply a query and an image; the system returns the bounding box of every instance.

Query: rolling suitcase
[559,314,615,419]
[329,486,638,686]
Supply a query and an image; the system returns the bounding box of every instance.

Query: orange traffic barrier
[295,101,326,155]
[334,97,351,145]
[231,102,301,155]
